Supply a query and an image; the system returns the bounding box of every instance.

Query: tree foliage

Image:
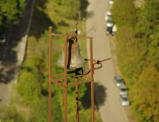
[17,71,41,106]
[53,0,80,19]
[116,26,145,87]
[111,0,136,27]
[0,0,102,121]
[135,0,159,67]
[0,0,25,27]
[112,0,159,121]
[130,67,159,122]
[0,106,26,122]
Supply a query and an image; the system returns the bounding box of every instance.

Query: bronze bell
[57,31,85,69]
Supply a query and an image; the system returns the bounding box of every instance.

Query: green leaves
[111,0,136,27]
[112,0,159,121]
[17,71,41,106]
[130,67,159,122]
[0,0,25,27]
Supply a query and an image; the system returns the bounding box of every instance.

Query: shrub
[111,0,136,27]
[17,71,41,106]
[130,66,159,122]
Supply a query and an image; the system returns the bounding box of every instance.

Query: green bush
[111,0,136,27]
[56,0,80,19]
[7,0,102,121]
[112,0,159,121]
[115,26,145,87]
[0,106,26,122]
[31,97,63,122]
[0,0,25,27]
[17,71,41,106]
[130,66,159,122]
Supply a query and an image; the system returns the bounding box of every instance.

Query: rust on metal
[48,24,109,122]
[52,33,66,37]
[90,38,95,122]
[75,77,79,122]
[48,26,52,122]
[68,80,91,87]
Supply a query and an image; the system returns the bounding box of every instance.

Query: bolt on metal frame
[48,25,111,122]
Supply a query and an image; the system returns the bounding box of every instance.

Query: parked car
[114,75,124,87]
[105,11,112,21]
[120,94,130,106]
[106,22,113,35]
[105,11,113,35]
[109,0,114,5]
[119,83,128,96]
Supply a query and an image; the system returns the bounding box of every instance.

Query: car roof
[106,23,113,27]
[114,75,122,80]
[106,11,111,15]
[120,83,126,88]
[120,94,128,98]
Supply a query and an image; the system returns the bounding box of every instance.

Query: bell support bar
[51,58,112,88]
[52,58,112,78]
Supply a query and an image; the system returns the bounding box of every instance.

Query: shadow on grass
[80,82,106,109]
[0,0,34,84]
[80,0,89,19]
[0,0,55,84]
[29,4,56,38]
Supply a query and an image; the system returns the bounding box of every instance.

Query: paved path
[86,0,129,122]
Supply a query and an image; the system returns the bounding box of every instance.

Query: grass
[1,0,102,121]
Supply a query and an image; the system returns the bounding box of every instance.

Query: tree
[111,0,136,27]
[17,71,41,106]
[130,66,159,122]
[135,0,159,68]
[0,106,26,122]
[0,0,25,27]
[59,0,80,19]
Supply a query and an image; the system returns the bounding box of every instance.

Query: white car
[114,75,124,87]
[109,0,114,5]
[105,11,112,21]
[106,22,113,35]
[119,83,128,96]
[120,94,130,106]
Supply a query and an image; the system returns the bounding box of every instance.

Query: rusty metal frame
[48,26,111,122]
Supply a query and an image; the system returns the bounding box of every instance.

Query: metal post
[75,77,79,122]
[48,26,52,122]
[64,36,68,122]
[90,38,95,122]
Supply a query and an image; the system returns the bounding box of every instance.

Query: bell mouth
[57,55,86,69]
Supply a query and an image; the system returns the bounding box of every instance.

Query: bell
[57,38,85,69]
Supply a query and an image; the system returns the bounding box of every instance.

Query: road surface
[86,0,129,122]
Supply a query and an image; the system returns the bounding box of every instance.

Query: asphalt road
[86,0,129,122]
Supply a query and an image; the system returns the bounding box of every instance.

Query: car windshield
[116,79,123,83]
[114,76,122,80]
[107,16,112,21]
[107,19,113,23]
[120,88,127,91]
[122,97,128,101]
